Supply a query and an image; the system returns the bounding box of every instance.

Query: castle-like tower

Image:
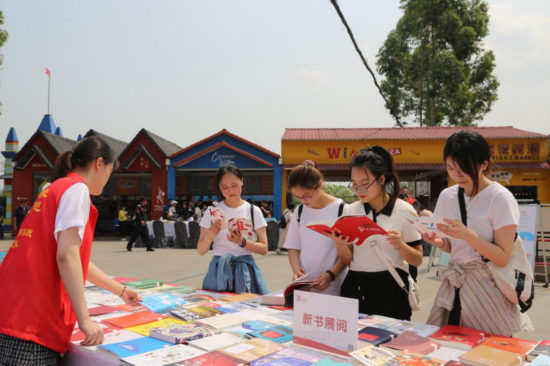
[1,128,20,233]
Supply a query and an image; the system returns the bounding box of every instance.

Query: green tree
[376,0,499,126]
[322,184,357,204]
[0,10,8,115]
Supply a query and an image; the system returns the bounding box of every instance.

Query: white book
[412,217,452,239]
[258,315,293,326]
[120,344,205,366]
[188,333,245,352]
[91,311,133,323]
[72,329,141,352]
[196,313,248,330]
[427,346,467,362]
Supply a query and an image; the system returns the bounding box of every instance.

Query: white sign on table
[293,290,358,356]
[518,204,539,269]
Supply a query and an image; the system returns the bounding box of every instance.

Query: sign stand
[535,203,550,288]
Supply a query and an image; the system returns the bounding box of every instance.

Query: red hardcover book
[480,336,537,360]
[306,215,387,246]
[88,305,118,317]
[102,310,166,328]
[381,331,441,356]
[71,322,120,342]
[430,325,487,351]
[112,303,147,312]
[167,350,246,366]
[111,276,138,283]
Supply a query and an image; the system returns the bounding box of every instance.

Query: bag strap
[297,204,304,224]
[370,240,408,293]
[250,203,255,230]
[458,187,467,226]
[298,201,344,225]
[338,202,345,217]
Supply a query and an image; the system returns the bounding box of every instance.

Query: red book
[381,331,441,356]
[480,336,537,360]
[71,322,120,342]
[88,305,118,317]
[102,310,166,328]
[268,305,293,311]
[111,276,138,283]
[430,325,487,351]
[112,303,147,312]
[306,215,387,246]
[168,350,246,366]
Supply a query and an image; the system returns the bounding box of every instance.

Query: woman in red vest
[0,136,142,366]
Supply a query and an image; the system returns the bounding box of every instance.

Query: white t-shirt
[54,183,91,244]
[434,182,520,265]
[283,199,347,296]
[344,199,422,272]
[200,201,267,257]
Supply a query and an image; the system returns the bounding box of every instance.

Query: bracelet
[325,270,335,282]
[205,234,212,243]
[436,239,447,249]
[120,286,127,297]
[240,238,247,248]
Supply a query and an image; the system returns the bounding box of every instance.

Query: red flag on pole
[45,68,51,76]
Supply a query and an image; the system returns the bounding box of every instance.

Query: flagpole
[47,73,51,115]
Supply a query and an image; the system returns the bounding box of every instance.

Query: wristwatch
[325,269,335,282]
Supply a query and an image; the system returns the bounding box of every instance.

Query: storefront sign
[489,171,513,185]
[490,142,541,162]
[116,177,140,195]
[211,152,236,167]
[518,204,538,269]
[293,290,358,355]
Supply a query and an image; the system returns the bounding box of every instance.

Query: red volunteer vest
[0,172,98,353]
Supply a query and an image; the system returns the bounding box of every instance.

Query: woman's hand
[227,229,244,247]
[293,267,306,281]
[329,232,353,247]
[386,230,405,250]
[121,287,142,306]
[312,272,331,291]
[79,319,104,346]
[207,220,222,241]
[437,218,472,241]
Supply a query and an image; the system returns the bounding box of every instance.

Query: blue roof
[37,114,57,134]
[55,127,63,137]
[6,127,18,142]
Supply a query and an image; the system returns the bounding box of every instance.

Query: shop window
[505,186,538,200]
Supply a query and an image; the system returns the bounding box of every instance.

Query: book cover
[314,357,362,366]
[209,207,228,230]
[381,331,441,356]
[120,344,206,366]
[350,344,395,366]
[88,305,119,317]
[357,327,397,347]
[228,216,257,241]
[85,291,126,306]
[111,276,139,284]
[72,329,142,352]
[218,338,285,363]
[458,345,523,366]
[443,362,469,366]
[141,294,187,313]
[180,294,218,304]
[188,333,245,352]
[98,336,172,359]
[102,310,166,328]
[306,215,387,246]
[248,325,293,344]
[262,273,318,307]
[358,316,400,330]
[258,315,293,327]
[123,278,164,289]
[527,340,550,361]
[195,313,248,330]
[113,303,147,312]
[480,336,537,360]
[160,285,197,295]
[126,318,188,337]
[165,350,248,366]
[225,320,278,338]
[250,347,324,366]
[530,354,550,366]
[149,323,219,344]
[426,347,467,363]
[382,352,446,366]
[430,326,487,351]
[412,217,452,239]
[170,309,208,322]
[91,311,133,323]
[186,305,224,318]
[220,293,261,303]
[71,322,120,342]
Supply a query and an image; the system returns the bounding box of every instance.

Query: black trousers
[127,224,151,250]
[341,268,412,321]
[0,219,4,239]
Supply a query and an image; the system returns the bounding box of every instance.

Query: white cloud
[299,67,334,87]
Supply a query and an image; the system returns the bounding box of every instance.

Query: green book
[122,278,163,289]
[159,285,196,294]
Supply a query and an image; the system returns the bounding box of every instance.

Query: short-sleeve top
[344,198,422,273]
[200,201,267,257]
[434,182,520,265]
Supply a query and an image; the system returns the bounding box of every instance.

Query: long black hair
[349,146,400,206]
[55,136,119,180]
[214,165,244,201]
[444,130,491,197]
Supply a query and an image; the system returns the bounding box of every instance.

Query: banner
[518,204,539,269]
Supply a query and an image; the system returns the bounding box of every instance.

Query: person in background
[198,165,269,295]
[0,136,142,365]
[13,198,31,235]
[126,198,154,252]
[118,205,129,240]
[191,200,202,221]
[424,131,533,335]
[276,203,295,255]
[259,200,271,218]
[400,187,417,206]
[0,203,5,239]
[167,201,179,221]
[413,201,433,217]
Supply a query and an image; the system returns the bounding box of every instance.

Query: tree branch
[329,0,404,127]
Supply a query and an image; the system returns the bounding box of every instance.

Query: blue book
[248,325,293,344]
[98,336,171,358]
[531,355,550,366]
[140,294,186,313]
[225,320,276,337]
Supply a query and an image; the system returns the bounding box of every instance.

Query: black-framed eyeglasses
[348,179,378,194]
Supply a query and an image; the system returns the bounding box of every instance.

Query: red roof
[284,162,550,171]
[282,127,548,141]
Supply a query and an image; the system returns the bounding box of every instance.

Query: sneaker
[276,249,283,255]
[126,247,132,252]
[146,248,155,252]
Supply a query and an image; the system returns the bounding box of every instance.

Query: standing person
[13,198,30,235]
[0,137,142,366]
[331,148,422,320]
[126,198,154,252]
[0,203,5,239]
[118,205,129,240]
[195,200,204,221]
[198,165,269,295]
[276,203,295,255]
[423,131,533,335]
[259,200,271,218]
[283,161,348,296]
[400,187,417,206]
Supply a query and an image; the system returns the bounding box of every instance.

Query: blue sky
[0,0,548,155]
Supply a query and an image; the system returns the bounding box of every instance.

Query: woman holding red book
[334,147,423,320]
[0,137,142,366]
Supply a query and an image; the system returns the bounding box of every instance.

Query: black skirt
[340,268,412,321]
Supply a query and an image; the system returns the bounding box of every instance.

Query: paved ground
[1,239,548,341]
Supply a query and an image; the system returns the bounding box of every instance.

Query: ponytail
[287,160,323,191]
[54,136,119,180]
[350,146,400,205]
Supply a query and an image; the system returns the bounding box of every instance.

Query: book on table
[164,350,249,366]
[250,347,324,366]
[306,215,387,245]
[122,278,164,289]
[225,320,280,338]
[126,318,188,337]
[217,338,286,363]
[98,336,172,359]
[380,331,441,356]
[350,344,395,366]
[261,273,318,306]
[195,313,248,330]
[219,292,261,303]
[357,327,397,347]
[187,333,245,352]
[140,293,187,313]
[149,322,219,344]
[458,344,524,366]
[429,325,487,351]
[120,344,206,366]
[478,336,537,361]
[530,354,550,366]
[247,325,294,344]
[527,340,550,361]
[382,352,447,366]
[159,285,197,294]
[102,310,166,328]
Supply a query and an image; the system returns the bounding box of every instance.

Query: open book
[397,209,452,239]
[306,215,387,245]
[210,207,256,241]
[261,273,318,306]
